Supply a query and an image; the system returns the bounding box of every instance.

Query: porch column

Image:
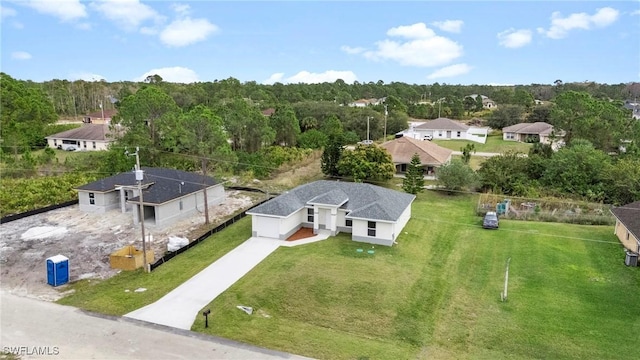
[313,207,319,234]
[330,207,338,236]
[119,188,126,213]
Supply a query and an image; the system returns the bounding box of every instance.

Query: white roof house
[402,117,488,144]
[247,180,415,246]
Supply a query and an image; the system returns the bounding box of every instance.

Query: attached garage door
[253,216,280,239]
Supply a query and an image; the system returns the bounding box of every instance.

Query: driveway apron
[125,237,281,330]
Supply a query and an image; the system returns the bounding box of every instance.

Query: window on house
[438,131,443,137]
[367,221,376,237]
[457,131,461,137]
[83,141,87,148]
[53,140,57,146]
[179,200,183,210]
[89,192,95,205]
[92,141,96,149]
[345,219,352,227]
[627,232,631,241]
[307,208,314,223]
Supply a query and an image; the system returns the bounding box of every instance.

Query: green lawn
[433,133,532,154]
[57,217,253,315]
[58,192,639,360]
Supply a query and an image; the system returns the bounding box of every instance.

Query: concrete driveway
[125,237,282,330]
[0,291,311,360]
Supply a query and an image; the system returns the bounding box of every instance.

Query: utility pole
[367,116,370,142]
[99,100,105,122]
[127,147,149,273]
[383,104,388,140]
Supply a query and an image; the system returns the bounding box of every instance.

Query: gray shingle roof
[45,124,114,141]
[76,167,219,205]
[248,180,415,222]
[308,189,349,206]
[381,137,453,166]
[415,118,470,131]
[611,201,640,242]
[503,122,554,135]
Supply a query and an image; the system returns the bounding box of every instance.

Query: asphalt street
[0,291,312,360]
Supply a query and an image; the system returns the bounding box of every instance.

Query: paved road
[0,291,312,360]
[125,237,282,329]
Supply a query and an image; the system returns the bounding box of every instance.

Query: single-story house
[348,97,386,108]
[76,167,225,228]
[83,109,117,124]
[623,100,640,120]
[45,124,117,151]
[467,94,497,109]
[409,117,489,144]
[611,201,640,254]
[502,122,563,148]
[380,136,453,177]
[246,180,415,246]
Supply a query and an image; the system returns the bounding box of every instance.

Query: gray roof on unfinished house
[247,180,415,222]
[76,167,219,205]
[503,122,554,135]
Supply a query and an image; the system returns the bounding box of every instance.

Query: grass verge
[433,133,532,153]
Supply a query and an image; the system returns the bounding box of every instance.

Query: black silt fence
[0,199,79,224]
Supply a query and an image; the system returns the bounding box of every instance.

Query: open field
[433,133,532,154]
[57,190,639,359]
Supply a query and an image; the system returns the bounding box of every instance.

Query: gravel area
[0,191,254,301]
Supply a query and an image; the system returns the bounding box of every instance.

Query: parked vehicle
[483,211,499,229]
[423,134,433,141]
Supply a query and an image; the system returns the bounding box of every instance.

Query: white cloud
[387,22,436,38]
[538,7,620,39]
[351,22,462,68]
[0,5,17,18]
[91,0,162,31]
[171,3,191,17]
[159,17,218,47]
[263,73,284,85]
[340,45,365,55]
[431,20,463,33]
[68,72,106,81]
[11,51,32,60]
[497,28,532,48]
[135,67,200,83]
[631,10,640,16]
[263,70,357,85]
[19,0,86,21]
[427,63,472,79]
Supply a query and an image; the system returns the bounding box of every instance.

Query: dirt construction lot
[0,191,255,301]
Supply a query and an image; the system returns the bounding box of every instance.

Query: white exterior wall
[78,191,119,213]
[391,205,412,241]
[47,138,111,151]
[154,185,225,228]
[351,219,394,246]
[467,127,488,144]
[503,132,517,141]
[252,215,281,238]
[280,209,304,239]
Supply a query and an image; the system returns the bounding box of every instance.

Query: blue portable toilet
[46,255,69,286]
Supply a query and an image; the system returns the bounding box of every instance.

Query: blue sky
[1,0,639,85]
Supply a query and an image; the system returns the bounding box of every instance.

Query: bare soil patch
[0,191,254,301]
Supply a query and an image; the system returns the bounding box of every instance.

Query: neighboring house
[247,180,415,246]
[76,167,225,228]
[502,122,561,145]
[467,94,497,109]
[83,109,117,124]
[410,117,489,144]
[610,201,640,253]
[348,97,386,107]
[45,124,116,151]
[623,100,640,120]
[380,136,453,177]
